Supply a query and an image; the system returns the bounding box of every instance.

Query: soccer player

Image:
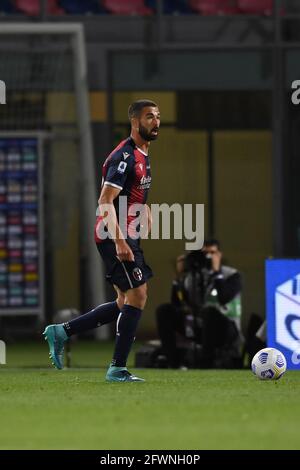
[43,99,160,382]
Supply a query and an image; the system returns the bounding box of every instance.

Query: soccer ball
[251,347,287,380]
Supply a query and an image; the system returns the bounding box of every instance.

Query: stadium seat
[59,0,104,14]
[14,0,40,15]
[47,0,64,14]
[189,0,239,15]
[0,0,15,13]
[101,0,153,15]
[237,0,273,15]
[146,0,191,14]
[14,0,63,15]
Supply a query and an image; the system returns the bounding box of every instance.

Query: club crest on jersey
[117,161,127,174]
[132,267,143,281]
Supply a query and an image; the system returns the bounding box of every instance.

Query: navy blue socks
[62,302,142,368]
[63,301,120,336]
[112,304,142,367]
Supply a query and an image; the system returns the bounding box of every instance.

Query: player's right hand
[115,240,135,262]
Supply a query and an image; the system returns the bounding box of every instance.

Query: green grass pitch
[0,340,299,450]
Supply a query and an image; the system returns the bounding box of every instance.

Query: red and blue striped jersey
[94,137,152,243]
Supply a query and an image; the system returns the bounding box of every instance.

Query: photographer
[156,239,242,368]
[184,239,242,368]
[156,254,193,368]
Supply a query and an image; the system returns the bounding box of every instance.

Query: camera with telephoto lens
[184,250,212,272]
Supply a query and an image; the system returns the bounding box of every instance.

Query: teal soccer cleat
[43,324,68,370]
[106,365,145,383]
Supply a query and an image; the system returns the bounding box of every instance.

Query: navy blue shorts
[96,239,153,292]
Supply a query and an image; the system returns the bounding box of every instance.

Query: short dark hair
[204,238,220,249]
[128,99,158,120]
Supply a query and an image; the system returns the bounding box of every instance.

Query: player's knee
[114,285,125,310]
[131,293,147,309]
[126,285,147,309]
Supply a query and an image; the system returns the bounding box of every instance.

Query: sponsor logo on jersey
[138,175,152,190]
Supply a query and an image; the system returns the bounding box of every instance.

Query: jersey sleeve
[104,152,132,190]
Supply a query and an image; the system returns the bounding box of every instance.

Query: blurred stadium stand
[146,0,191,14]
[1,0,297,17]
[59,0,106,14]
[189,0,239,15]
[237,0,273,15]
[14,0,63,15]
[102,0,153,15]
[0,0,298,17]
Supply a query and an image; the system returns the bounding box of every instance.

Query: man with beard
[43,100,160,382]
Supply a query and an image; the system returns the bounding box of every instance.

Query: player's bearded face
[138,123,159,141]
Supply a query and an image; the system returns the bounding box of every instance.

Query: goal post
[0,24,106,329]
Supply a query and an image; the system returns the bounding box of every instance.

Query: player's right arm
[98,184,134,262]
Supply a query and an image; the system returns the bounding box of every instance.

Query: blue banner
[266,259,300,370]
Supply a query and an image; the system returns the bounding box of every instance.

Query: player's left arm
[98,184,134,262]
[145,204,152,234]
